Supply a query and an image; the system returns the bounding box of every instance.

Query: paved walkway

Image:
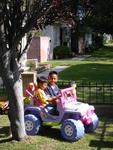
[71,54,90,60]
[37,55,90,77]
[37,65,69,77]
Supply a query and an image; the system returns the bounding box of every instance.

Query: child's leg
[46,104,59,115]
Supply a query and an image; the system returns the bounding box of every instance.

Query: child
[35,76,60,109]
[46,71,60,98]
[25,82,38,96]
[25,82,38,105]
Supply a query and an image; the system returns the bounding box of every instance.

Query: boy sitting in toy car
[46,71,60,97]
[34,76,61,114]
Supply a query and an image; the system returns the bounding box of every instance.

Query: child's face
[48,74,58,85]
[40,82,47,90]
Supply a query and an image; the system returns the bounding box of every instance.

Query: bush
[89,43,100,51]
[53,46,72,59]
[26,59,38,71]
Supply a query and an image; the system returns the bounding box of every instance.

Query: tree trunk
[71,29,79,54]
[0,49,26,141]
[78,36,85,54]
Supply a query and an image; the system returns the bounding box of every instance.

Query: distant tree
[70,0,94,53]
[87,0,113,34]
[0,0,74,141]
[80,0,113,48]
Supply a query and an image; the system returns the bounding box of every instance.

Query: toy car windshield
[60,87,77,108]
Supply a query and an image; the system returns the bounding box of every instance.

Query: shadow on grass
[90,141,113,149]
[39,127,68,142]
[89,119,113,149]
[0,126,69,144]
[0,126,9,137]
[59,63,113,83]
[0,126,11,143]
[0,138,12,143]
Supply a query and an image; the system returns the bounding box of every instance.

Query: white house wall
[43,25,60,60]
[85,33,92,45]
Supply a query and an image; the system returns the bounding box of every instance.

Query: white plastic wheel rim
[25,120,33,131]
[64,125,74,136]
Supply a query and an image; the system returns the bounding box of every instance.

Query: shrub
[89,43,100,52]
[26,59,38,71]
[53,46,72,59]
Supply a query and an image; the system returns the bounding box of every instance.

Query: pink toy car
[24,86,99,142]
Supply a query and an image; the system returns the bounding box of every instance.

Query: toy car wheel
[84,114,99,133]
[25,114,41,135]
[61,119,85,141]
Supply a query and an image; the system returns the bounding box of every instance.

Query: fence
[0,81,113,105]
[58,81,113,105]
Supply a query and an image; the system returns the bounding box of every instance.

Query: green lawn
[0,115,113,150]
[48,46,113,83]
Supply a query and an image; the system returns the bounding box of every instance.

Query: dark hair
[37,76,47,84]
[48,71,58,77]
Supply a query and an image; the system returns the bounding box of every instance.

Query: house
[23,24,93,65]
[27,25,71,62]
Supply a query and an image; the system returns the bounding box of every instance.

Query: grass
[59,63,113,82]
[48,46,113,83]
[0,115,113,150]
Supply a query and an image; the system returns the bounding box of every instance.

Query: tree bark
[71,29,79,54]
[78,36,85,54]
[0,48,26,141]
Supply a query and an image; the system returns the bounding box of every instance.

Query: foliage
[53,45,72,59]
[0,0,74,61]
[89,43,100,51]
[23,96,31,105]
[86,0,113,34]
[26,59,38,71]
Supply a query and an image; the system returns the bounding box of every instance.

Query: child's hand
[54,95,61,103]
[2,101,9,110]
[57,94,61,98]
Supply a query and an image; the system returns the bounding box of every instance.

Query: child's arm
[2,101,9,110]
[35,89,48,106]
[47,94,61,103]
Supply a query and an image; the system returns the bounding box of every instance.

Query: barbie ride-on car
[24,84,99,142]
